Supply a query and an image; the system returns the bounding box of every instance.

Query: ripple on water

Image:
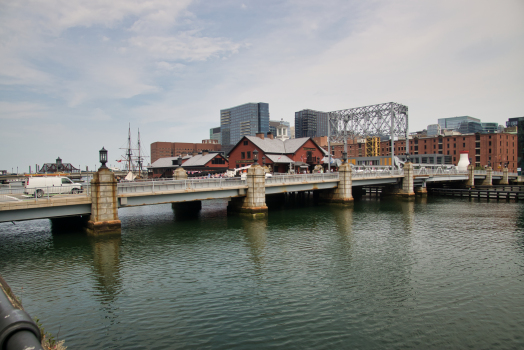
[1,199,524,349]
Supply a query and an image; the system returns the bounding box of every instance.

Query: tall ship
[117,124,149,180]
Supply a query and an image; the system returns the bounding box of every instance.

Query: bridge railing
[117,177,246,195]
[265,173,339,185]
[352,169,404,179]
[414,167,467,176]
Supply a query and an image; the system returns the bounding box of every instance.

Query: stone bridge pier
[87,168,121,235]
[381,162,414,198]
[319,162,353,205]
[228,163,268,218]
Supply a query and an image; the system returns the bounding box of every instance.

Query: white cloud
[0,102,49,120]
[128,33,243,61]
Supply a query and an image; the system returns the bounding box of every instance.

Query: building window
[241,152,245,159]
[247,151,251,159]
[488,141,491,146]
[463,143,465,147]
[243,140,248,146]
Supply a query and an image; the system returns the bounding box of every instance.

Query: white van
[24,176,83,198]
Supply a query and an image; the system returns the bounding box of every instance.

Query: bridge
[0,164,519,232]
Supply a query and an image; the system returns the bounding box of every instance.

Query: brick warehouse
[329,133,518,172]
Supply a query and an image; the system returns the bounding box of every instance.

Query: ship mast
[127,123,133,172]
[138,128,142,177]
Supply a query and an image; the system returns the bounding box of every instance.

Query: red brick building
[328,133,517,172]
[150,140,221,163]
[228,133,327,173]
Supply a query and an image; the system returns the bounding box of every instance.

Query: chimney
[202,149,209,156]
[267,132,274,140]
[256,132,265,139]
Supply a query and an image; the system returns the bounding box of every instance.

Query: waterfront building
[269,119,291,141]
[328,133,518,171]
[506,117,524,171]
[150,141,221,163]
[180,151,229,172]
[148,151,228,178]
[227,133,327,173]
[294,109,329,138]
[220,102,270,154]
[38,157,79,173]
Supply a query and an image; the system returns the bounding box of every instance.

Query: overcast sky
[1,0,523,172]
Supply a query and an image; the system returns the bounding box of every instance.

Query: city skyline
[1,0,523,171]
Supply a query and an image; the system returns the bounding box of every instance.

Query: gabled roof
[182,153,224,167]
[238,136,312,154]
[233,136,329,156]
[149,157,181,168]
[265,154,294,163]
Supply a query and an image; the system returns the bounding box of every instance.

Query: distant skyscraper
[294,109,328,138]
[210,126,221,144]
[220,102,269,153]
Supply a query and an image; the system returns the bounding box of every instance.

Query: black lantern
[99,147,108,169]
[262,156,266,166]
[342,151,348,163]
[406,153,410,163]
[253,149,259,162]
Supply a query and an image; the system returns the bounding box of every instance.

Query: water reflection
[241,218,268,272]
[89,234,122,301]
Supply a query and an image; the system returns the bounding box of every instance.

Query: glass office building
[438,116,481,131]
[294,109,329,138]
[220,103,269,153]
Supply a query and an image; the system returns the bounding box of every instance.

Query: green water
[1,197,523,349]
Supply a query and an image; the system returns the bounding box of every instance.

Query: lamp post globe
[253,149,259,163]
[262,156,266,166]
[342,151,348,164]
[99,147,108,169]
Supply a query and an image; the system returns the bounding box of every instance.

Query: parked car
[24,176,83,198]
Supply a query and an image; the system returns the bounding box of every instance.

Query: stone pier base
[86,220,122,235]
[88,168,121,235]
[414,187,428,197]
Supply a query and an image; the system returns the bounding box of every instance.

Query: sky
[1,0,523,172]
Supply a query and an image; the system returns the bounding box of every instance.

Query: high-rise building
[294,109,329,138]
[220,102,269,154]
[438,116,481,130]
[210,126,221,144]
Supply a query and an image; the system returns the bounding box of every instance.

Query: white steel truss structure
[327,102,409,168]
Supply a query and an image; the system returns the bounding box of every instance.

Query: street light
[406,153,410,163]
[99,147,108,169]
[262,156,266,166]
[342,151,348,164]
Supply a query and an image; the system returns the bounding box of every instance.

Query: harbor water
[1,197,524,349]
